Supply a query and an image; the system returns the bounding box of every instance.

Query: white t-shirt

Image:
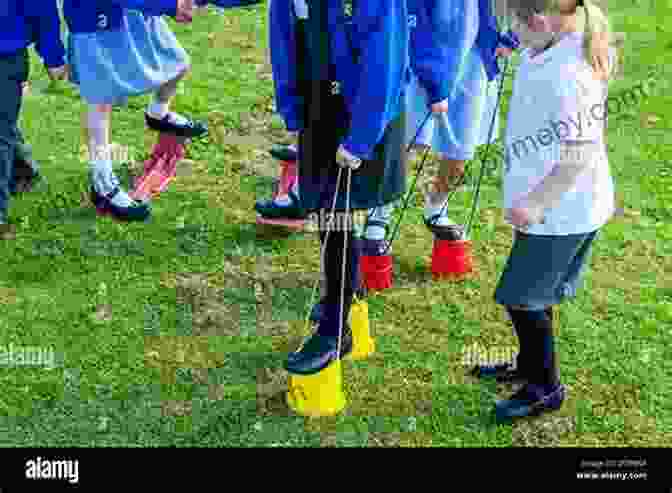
[502,32,616,235]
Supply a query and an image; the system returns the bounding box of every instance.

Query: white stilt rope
[337,165,354,359]
[379,110,434,255]
[298,164,345,352]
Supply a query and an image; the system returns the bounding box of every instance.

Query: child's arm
[25,0,67,70]
[412,0,479,107]
[514,140,602,223]
[338,0,408,160]
[269,0,303,133]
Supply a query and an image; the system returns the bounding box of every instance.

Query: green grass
[1,3,671,447]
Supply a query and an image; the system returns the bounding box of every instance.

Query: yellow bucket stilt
[286,359,347,417]
[348,299,375,360]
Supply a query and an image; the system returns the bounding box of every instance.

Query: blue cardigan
[0,0,66,68]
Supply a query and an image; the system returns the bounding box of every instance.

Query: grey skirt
[67,10,190,105]
[494,229,599,310]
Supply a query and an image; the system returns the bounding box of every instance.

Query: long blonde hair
[578,0,617,76]
[503,0,619,78]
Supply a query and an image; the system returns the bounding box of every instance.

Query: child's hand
[505,205,545,229]
[431,99,448,114]
[47,65,69,81]
[176,0,195,22]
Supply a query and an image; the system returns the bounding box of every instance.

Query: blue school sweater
[0,0,65,68]
[63,0,262,34]
[270,0,409,161]
[63,0,180,33]
[409,0,519,105]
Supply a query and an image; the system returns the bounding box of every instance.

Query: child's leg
[0,50,27,226]
[506,304,560,391]
[425,156,465,226]
[86,104,137,208]
[285,219,359,374]
[146,66,191,125]
[364,202,395,241]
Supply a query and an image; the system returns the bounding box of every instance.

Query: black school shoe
[424,214,465,240]
[144,112,208,139]
[255,189,307,219]
[269,144,298,162]
[495,383,566,422]
[90,186,151,222]
[284,326,353,375]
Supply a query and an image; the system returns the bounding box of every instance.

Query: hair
[576,0,615,77]
[505,0,618,79]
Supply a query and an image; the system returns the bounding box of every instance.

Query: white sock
[365,203,394,240]
[90,160,135,208]
[147,101,189,126]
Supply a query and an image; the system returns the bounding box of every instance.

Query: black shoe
[255,190,307,220]
[145,112,208,139]
[470,359,528,384]
[269,144,298,162]
[495,383,566,422]
[360,237,390,257]
[424,214,465,240]
[284,327,353,375]
[90,186,151,222]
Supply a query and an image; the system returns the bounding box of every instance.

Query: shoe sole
[256,215,305,229]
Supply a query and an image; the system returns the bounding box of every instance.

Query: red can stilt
[130,133,187,202]
[430,225,472,280]
[359,239,393,291]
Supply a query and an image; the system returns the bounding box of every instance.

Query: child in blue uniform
[472,0,616,421]
[362,0,519,245]
[265,0,409,374]
[0,0,67,236]
[63,0,207,222]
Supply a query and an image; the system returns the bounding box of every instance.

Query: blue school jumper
[270,0,410,212]
[404,0,518,160]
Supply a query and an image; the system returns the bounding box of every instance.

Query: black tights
[318,219,360,337]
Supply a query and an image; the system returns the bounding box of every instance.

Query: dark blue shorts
[494,229,599,310]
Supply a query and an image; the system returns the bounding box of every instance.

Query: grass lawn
[1,2,671,447]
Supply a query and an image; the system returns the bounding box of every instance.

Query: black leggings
[318,218,360,337]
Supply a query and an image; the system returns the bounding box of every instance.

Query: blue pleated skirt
[67,10,190,105]
[405,47,501,161]
[494,229,599,310]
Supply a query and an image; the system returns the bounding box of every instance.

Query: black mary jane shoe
[284,326,353,375]
[90,186,151,222]
[495,383,566,422]
[269,144,298,162]
[255,189,307,220]
[144,112,208,139]
[424,214,465,241]
[470,358,528,384]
